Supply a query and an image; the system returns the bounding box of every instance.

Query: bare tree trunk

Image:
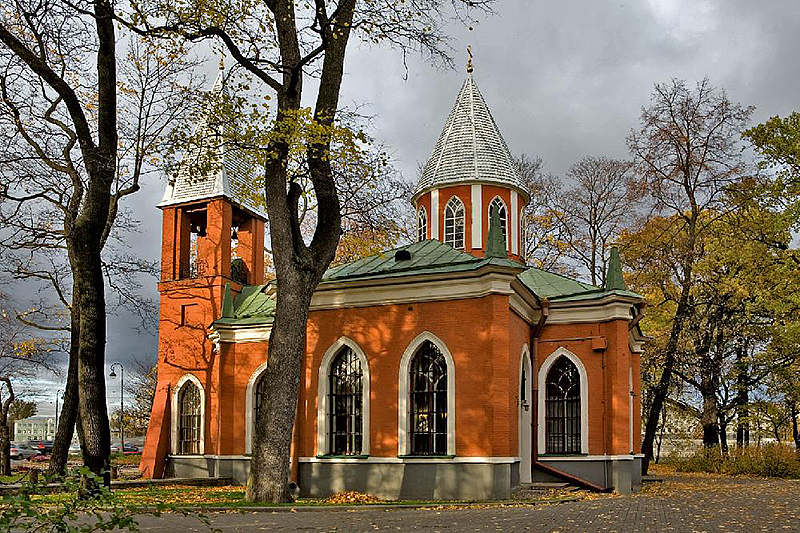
[0,423,10,476]
[641,283,691,474]
[47,305,80,476]
[735,346,749,447]
[701,374,719,447]
[246,271,315,501]
[0,377,14,476]
[719,416,729,454]
[655,404,667,463]
[790,399,799,450]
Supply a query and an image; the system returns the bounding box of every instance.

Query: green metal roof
[322,240,504,282]
[517,267,643,303]
[214,283,276,326]
[213,241,643,328]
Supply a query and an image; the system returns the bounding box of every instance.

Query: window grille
[545,356,581,454]
[417,207,428,242]
[489,197,508,248]
[443,197,465,249]
[178,382,201,454]
[409,341,447,455]
[328,347,363,455]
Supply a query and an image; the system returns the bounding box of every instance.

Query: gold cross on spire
[466,45,473,73]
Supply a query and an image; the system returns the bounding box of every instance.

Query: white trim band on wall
[510,190,518,255]
[471,184,482,249]
[430,189,439,240]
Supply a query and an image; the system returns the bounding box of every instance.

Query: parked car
[10,442,39,460]
[26,440,54,454]
[111,442,139,454]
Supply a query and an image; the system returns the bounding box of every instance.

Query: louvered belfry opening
[545,356,581,454]
[410,340,448,455]
[178,382,201,454]
[328,347,363,455]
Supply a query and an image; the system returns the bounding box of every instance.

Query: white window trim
[316,336,371,456]
[511,190,519,255]
[398,331,456,456]
[417,206,428,241]
[430,190,439,240]
[537,347,589,455]
[171,373,206,455]
[488,196,509,251]
[245,360,269,455]
[519,344,533,483]
[443,196,465,249]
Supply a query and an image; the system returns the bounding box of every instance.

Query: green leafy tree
[124,0,495,502]
[626,78,753,474]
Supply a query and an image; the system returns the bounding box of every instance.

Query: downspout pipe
[530,299,549,471]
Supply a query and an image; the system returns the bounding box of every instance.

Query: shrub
[665,444,800,479]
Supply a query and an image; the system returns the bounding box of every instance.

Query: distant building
[14,417,55,441]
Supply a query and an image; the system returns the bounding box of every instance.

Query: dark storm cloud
[11,0,799,403]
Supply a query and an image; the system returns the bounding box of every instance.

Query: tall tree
[0,1,195,484]
[626,78,753,474]
[550,156,643,285]
[125,0,493,502]
[0,302,54,475]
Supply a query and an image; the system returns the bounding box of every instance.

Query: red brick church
[139,65,647,498]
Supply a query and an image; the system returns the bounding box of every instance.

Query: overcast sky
[18,0,800,413]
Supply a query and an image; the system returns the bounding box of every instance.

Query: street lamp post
[109,363,124,454]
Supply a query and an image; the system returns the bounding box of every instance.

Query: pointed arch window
[444,197,465,249]
[409,341,448,455]
[417,207,428,242]
[545,356,581,454]
[178,382,201,454]
[329,347,363,455]
[489,197,508,249]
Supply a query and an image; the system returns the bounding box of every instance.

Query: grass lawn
[27,484,583,509]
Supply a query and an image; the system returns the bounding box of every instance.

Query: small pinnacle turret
[485,205,507,259]
[604,247,627,291]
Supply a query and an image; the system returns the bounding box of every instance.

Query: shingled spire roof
[414,63,527,200]
[158,60,267,219]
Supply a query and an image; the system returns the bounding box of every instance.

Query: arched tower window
[409,340,448,455]
[545,356,581,454]
[417,207,427,242]
[329,347,363,455]
[443,196,465,249]
[489,196,508,249]
[178,382,201,454]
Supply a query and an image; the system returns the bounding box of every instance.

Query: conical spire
[158,56,266,219]
[415,69,526,199]
[604,247,627,291]
[485,204,507,259]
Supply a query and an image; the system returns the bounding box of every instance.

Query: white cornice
[546,300,636,325]
[209,323,272,344]
[311,266,526,311]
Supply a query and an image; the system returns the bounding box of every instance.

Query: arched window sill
[397,454,456,459]
[316,454,370,459]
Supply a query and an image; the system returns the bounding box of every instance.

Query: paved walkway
[131,475,800,532]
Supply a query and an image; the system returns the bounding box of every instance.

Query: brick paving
[132,475,800,532]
